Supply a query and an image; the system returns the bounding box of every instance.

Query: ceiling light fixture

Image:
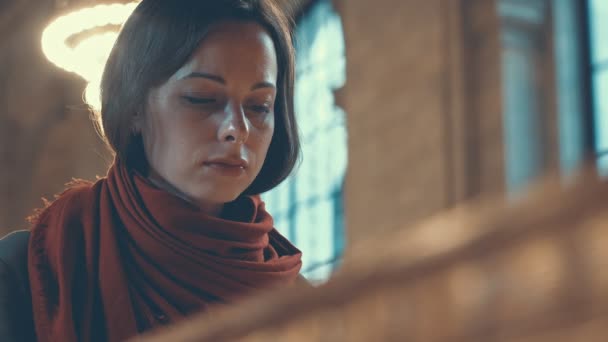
[41,2,139,110]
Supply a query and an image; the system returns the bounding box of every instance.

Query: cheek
[142,113,207,169]
[259,116,275,152]
[168,123,214,166]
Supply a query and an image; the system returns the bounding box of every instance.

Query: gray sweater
[0,230,36,342]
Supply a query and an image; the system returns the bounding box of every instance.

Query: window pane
[589,0,608,64]
[262,0,347,283]
[296,199,335,281]
[594,70,608,153]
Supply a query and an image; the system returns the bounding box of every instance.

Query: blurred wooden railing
[133,169,608,341]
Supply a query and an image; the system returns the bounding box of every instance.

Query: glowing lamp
[41,2,139,110]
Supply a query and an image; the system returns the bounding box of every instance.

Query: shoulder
[27,181,100,272]
[27,181,102,250]
[0,230,30,284]
[0,230,36,342]
[0,230,30,259]
[29,180,98,226]
[0,230,31,297]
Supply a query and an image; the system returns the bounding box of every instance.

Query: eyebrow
[182,72,276,91]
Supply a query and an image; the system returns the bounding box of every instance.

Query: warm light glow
[85,79,103,111]
[41,2,139,110]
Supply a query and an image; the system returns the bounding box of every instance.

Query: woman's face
[138,20,278,213]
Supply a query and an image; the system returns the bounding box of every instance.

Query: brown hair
[99,0,300,195]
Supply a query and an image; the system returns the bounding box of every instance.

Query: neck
[146,172,224,217]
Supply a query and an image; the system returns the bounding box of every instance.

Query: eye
[249,104,272,115]
[182,96,216,105]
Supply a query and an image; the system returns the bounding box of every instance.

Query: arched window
[262,0,347,283]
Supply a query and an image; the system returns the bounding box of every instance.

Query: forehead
[173,20,278,81]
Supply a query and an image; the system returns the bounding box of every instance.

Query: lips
[208,162,243,168]
[203,157,249,175]
[204,157,248,168]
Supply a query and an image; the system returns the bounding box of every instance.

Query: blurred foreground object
[132,168,608,341]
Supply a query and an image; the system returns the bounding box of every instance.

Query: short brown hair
[99,0,300,195]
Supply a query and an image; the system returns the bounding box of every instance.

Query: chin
[194,188,243,204]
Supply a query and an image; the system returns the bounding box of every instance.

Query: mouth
[203,157,248,168]
[205,162,245,169]
[203,157,248,175]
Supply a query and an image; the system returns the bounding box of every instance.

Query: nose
[218,103,250,144]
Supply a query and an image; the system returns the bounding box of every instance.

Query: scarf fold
[28,160,302,342]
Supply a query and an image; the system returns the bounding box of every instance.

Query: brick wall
[337,0,505,244]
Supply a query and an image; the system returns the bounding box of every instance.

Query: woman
[0,0,304,341]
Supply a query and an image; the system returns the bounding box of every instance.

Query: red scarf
[28,160,302,342]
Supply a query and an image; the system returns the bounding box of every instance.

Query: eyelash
[184,96,271,115]
[183,96,216,105]
[249,105,271,115]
